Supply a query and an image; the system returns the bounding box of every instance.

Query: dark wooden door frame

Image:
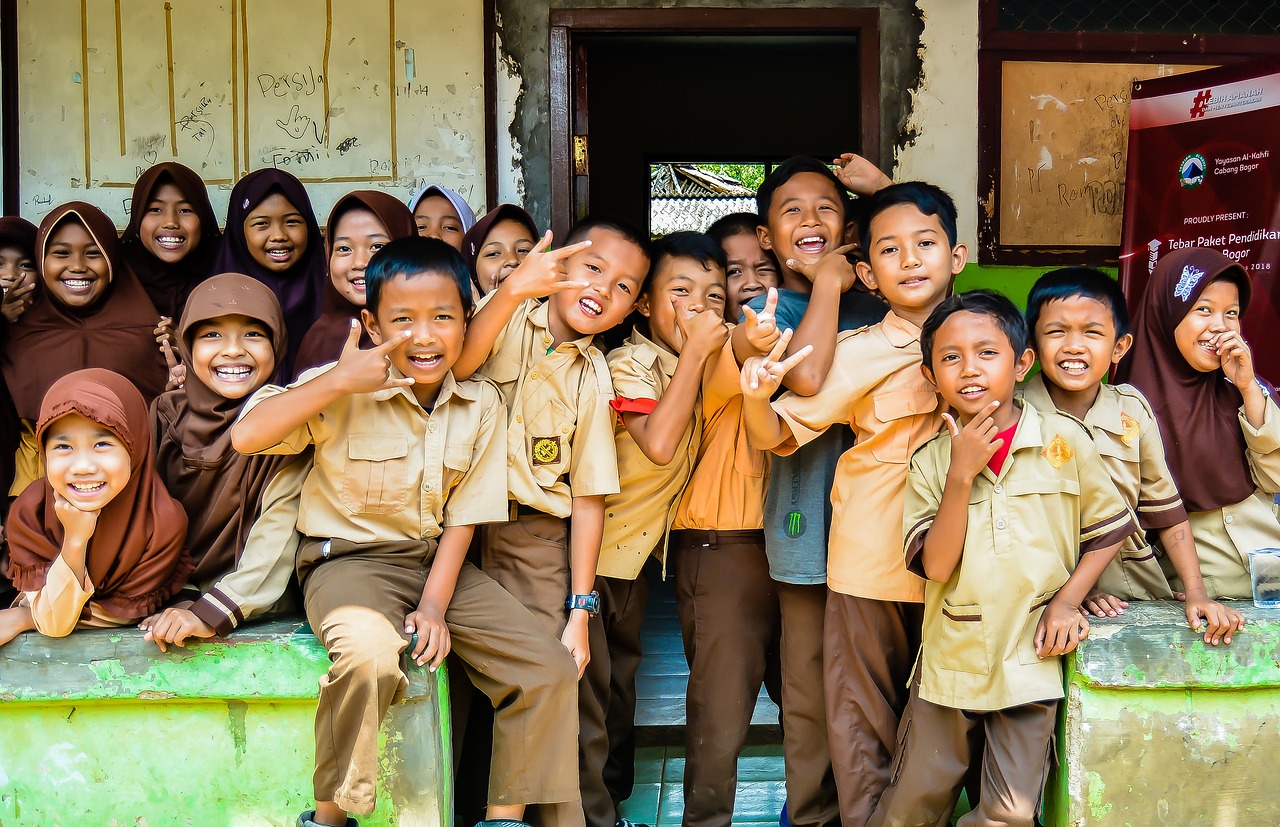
[1,0,19,214]
[546,8,881,239]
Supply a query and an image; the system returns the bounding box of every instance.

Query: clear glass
[1248,548,1280,609]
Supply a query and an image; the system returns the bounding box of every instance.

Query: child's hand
[154,316,175,345]
[405,603,451,671]
[674,303,729,359]
[562,612,590,679]
[160,338,186,390]
[53,492,99,544]
[785,243,860,293]
[329,320,416,395]
[1183,592,1245,645]
[943,401,1003,484]
[141,607,215,653]
[1035,598,1090,657]
[1211,330,1256,388]
[1,277,36,323]
[740,329,814,401]
[832,152,892,196]
[740,287,782,353]
[1081,590,1128,618]
[500,230,592,302]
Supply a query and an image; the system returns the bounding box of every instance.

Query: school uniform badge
[1119,412,1140,447]
[532,435,562,466]
[1042,434,1074,469]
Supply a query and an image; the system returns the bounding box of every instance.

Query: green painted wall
[955,263,1121,309]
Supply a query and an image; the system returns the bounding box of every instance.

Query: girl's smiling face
[1174,278,1242,372]
[43,412,132,512]
[475,218,536,295]
[188,314,277,399]
[243,192,309,273]
[43,219,111,308]
[329,208,390,306]
[413,194,465,250]
[139,181,203,264]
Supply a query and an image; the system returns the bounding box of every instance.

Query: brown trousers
[868,675,1057,827]
[775,581,842,827]
[590,571,652,811]
[672,529,783,827]
[823,592,924,826]
[299,537,580,816]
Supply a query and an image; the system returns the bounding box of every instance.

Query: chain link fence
[996,0,1280,35]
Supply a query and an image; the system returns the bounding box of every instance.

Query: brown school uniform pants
[592,571,652,811]
[868,675,1057,827]
[823,592,924,826]
[299,537,580,816]
[775,581,842,827]
[672,529,783,827]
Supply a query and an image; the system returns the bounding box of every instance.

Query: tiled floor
[619,745,787,827]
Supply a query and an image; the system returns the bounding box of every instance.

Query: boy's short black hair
[706,212,762,243]
[856,181,959,250]
[1025,267,1131,337]
[365,236,474,318]
[921,289,1028,369]
[564,215,652,262]
[755,156,848,220]
[645,231,727,295]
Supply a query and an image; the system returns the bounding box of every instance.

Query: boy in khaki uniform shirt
[1020,267,1243,643]
[232,238,580,827]
[454,217,651,827]
[868,292,1135,827]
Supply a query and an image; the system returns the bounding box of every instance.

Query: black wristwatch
[566,591,601,617]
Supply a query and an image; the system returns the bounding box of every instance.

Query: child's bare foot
[0,606,36,646]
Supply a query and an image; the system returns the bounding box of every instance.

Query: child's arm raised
[26,494,99,638]
[231,321,413,455]
[452,231,592,380]
[739,330,813,451]
[405,523,473,672]
[730,287,782,365]
[1214,330,1268,429]
[919,402,1004,583]
[832,153,893,196]
[622,307,728,465]
[776,244,860,396]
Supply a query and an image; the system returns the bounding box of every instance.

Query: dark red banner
[1120,57,1280,383]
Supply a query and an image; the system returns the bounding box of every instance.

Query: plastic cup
[1248,548,1280,609]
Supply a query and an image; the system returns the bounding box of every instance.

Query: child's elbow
[784,367,821,397]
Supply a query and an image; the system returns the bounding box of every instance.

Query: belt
[671,528,764,549]
[509,501,552,520]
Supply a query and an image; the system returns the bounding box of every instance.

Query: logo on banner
[1174,265,1205,301]
[1190,89,1213,119]
[1147,239,1162,274]
[1179,153,1206,189]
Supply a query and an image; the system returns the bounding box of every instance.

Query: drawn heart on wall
[143,149,158,165]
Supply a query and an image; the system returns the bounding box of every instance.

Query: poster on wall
[1119,57,1280,383]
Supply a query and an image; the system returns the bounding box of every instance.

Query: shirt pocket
[528,398,573,488]
[870,390,938,464]
[1006,478,1080,498]
[1017,590,1059,666]
[341,433,410,515]
[938,599,990,675]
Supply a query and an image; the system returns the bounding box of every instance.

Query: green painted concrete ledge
[0,619,452,827]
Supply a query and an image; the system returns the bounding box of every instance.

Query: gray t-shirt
[742,287,888,584]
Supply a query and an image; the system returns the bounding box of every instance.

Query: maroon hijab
[6,369,192,619]
[1,203,167,420]
[461,204,539,297]
[120,162,222,319]
[1115,247,1271,512]
[293,190,416,376]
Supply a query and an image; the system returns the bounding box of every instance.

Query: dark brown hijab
[5,369,192,619]
[1,203,167,420]
[293,190,416,376]
[151,274,294,584]
[120,162,222,319]
[0,217,36,501]
[461,204,539,296]
[1115,247,1273,512]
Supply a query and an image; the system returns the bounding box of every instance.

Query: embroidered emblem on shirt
[1174,264,1205,301]
[532,436,562,466]
[1042,434,1074,469]
[1119,412,1140,447]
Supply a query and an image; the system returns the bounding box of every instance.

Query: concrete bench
[1045,600,1280,826]
[0,619,451,827]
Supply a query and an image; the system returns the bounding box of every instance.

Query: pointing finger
[762,287,779,318]
[777,345,815,374]
[372,330,414,355]
[941,412,959,437]
[766,327,794,362]
[547,238,593,261]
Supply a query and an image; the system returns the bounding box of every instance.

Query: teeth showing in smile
[214,365,253,380]
[69,482,105,493]
[157,236,185,246]
[63,278,92,290]
[959,385,985,395]
[797,236,825,252]
[580,297,602,316]
[409,354,442,366]
[267,249,292,260]
[351,278,366,289]
[1058,360,1088,371]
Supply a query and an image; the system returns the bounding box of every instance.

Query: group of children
[0,152,1275,827]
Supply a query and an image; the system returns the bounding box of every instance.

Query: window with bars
[994,1,1280,35]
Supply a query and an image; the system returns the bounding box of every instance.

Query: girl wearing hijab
[294,190,416,376]
[1115,247,1280,599]
[1,203,168,496]
[214,169,326,377]
[409,183,475,250]
[461,204,539,298]
[141,274,306,647]
[0,369,191,646]
[0,216,38,324]
[120,162,223,320]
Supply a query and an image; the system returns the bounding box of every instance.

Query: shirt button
[562,427,570,434]
[995,519,1007,530]
[993,484,1003,494]
[427,421,437,432]
[1225,515,1234,525]
[422,481,432,491]
[530,372,539,380]
[516,415,523,423]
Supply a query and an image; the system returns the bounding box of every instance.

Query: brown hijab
[151,274,293,584]
[293,190,416,377]
[461,204,539,296]
[5,369,192,619]
[120,162,222,319]
[1,202,167,420]
[1115,247,1273,512]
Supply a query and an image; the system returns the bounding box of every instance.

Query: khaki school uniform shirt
[1019,375,1186,599]
[476,297,620,517]
[771,312,939,602]
[672,335,768,531]
[903,401,1135,712]
[239,366,509,544]
[598,329,700,580]
[1186,394,1280,598]
[19,555,132,636]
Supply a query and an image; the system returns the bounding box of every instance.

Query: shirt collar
[881,310,922,348]
[373,368,473,408]
[1020,373,1125,437]
[625,327,680,378]
[531,299,596,357]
